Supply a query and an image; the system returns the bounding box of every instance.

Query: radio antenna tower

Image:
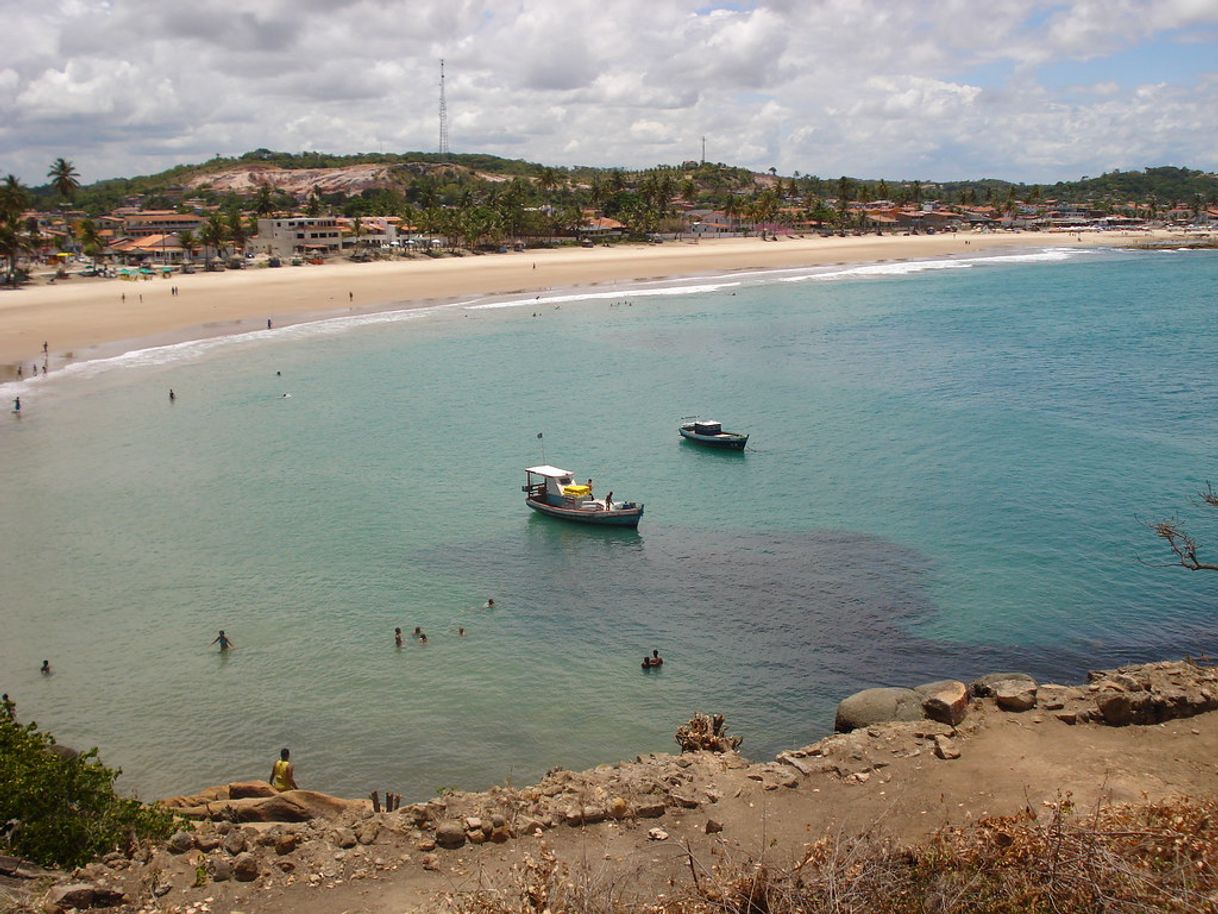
[438,59,450,159]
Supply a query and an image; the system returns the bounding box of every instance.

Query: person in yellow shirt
[270,748,298,791]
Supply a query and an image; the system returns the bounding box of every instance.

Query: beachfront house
[109,233,186,263]
[337,216,399,251]
[253,217,345,258]
[122,211,206,237]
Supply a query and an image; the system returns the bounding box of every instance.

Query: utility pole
[438,59,450,160]
[701,136,706,165]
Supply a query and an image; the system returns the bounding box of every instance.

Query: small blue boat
[523,465,644,527]
[679,419,749,450]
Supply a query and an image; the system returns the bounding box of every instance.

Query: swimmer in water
[211,630,234,651]
[412,626,422,639]
[41,660,51,675]
[418,632,428,644]
[641,656,652,670]
[394,627,402,647]
[458,627,466,636]
[650,649,663,667]
[485,597,495,608]
[169,389,175,402]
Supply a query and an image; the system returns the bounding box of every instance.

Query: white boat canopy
[525,465,574,478]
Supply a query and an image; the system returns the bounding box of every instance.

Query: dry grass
[447,795,1218,914]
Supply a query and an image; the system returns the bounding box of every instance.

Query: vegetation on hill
[17,148,1218,222]
[0,714,176,868]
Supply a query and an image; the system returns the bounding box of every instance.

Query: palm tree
[47,158,81,204]
[75,219,103,265]
[198,214,227,266]
[588,175,606,214]
[0,174,32,284]
[305,187,323,217]
[254,183,276,216]
[722,196,741,231]
[226,210,249,258]
[0,173,28,221]
[179,229,196,263]
[537,167,561,197]
[681,178,697,205]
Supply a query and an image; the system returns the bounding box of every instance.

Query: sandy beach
[0,231,1161,375]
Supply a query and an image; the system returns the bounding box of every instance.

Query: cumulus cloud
[0,0,1216,184]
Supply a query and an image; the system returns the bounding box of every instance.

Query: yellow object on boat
[562,485,591,497]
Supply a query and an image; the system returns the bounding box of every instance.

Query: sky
[2,0,1217,187]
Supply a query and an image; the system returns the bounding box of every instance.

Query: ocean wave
[464,281,743,311]
[780,247,1099,284]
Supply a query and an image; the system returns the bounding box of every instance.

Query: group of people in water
[642,649,664,669]
[391,599,496,646]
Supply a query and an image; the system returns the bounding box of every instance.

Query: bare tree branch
[1152,517,1218,572]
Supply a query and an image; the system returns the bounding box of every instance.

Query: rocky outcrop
[834,687,924,732]
[1087,660,1218,725]
[161,784,368,822]
[971,672,1037,697]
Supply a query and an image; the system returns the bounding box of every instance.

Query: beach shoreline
[12,657,1216,914]
[0,230,1167,377]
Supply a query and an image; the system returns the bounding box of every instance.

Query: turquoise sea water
[2,246,1216,801]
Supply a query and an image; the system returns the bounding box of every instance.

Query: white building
[254,217,344,257]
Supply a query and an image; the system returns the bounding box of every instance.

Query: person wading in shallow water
[270,748,298,791]
[211,630,234,651]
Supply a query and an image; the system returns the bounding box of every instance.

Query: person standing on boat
[605,491,613,510]
[270,748,298,791]
[586,479,593,497]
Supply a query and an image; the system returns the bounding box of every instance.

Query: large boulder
[435,820,467,850]
[915,680,969,726]
[1095,692,1134,726]
[47,882,125,909]
[994,680,1038,712]
[834,687,924,732]
[167,831,194,854]
[228,781,278,800]
[232,852,259,882]
[971,672,1037,697]
[223,829,246,856]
